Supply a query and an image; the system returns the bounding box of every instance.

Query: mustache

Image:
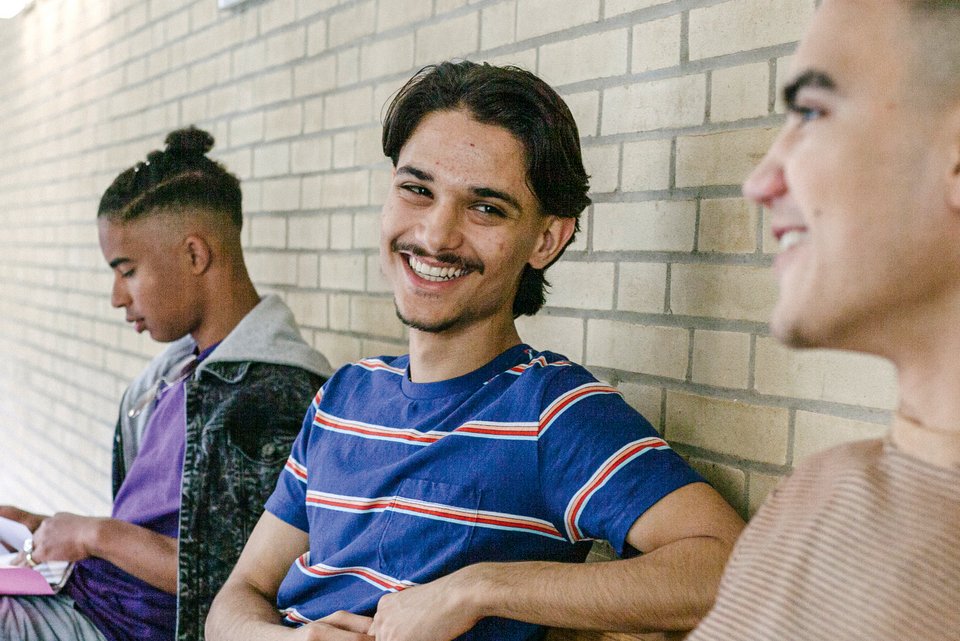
[391,240,485,274]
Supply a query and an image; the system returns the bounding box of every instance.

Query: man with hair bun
[0,126,331,641]
[207,61,744,641]
[685,1,960,639]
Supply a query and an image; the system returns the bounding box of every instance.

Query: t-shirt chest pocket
[377,477,482,583]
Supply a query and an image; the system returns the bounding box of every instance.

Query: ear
[947,106,960,211]
[528,215,577,270]
[184,235,212,275]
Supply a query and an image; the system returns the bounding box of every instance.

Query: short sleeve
[264,395,319,533]
[537,373,703,556]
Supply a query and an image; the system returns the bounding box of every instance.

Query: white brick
[602,75,706,135]
[516,0,599,40]
[415,12,479,66]
[546,261,615,310]
[711,62,770,122]
[617,262,667,314]
[515,314,584,361]
[288,215,329,250]
[692,329,751,389]
[592,201,696,252]
[324,87,373,130]
[481,1,516,50]
[250,216,287,248]
[360,34,415,80]
[539,30,628,86]
[287,290,327,328]
[582,144,619,194]
[376,0,432,31]
[689,0,814,61]
[586,319,688,379]
[676,128,780,188]
[329,1,376,48]
[320,254,366,291]
[617,381,662,430]
[606,0,670,16]
[621,139,672,192]
[253,142,290,178]
[632,14,681,73]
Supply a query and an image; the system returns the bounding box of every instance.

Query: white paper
[0,518,74,593]
[0,516,31,552]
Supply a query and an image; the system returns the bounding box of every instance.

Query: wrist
[84,517,110,558]
[455,562,500,620]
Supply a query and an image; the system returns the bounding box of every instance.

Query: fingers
[318,610,375,634]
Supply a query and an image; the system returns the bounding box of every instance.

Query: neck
[407,313,522,383]
[191,274,260,352]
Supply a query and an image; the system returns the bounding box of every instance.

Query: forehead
[790,0,910,92]
[398,110,534,199]
[98,214,174,258]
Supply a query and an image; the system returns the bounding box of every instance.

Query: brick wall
[0,0,894,522]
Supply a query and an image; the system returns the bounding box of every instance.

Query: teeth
[779,229,807,252]
[408,255,466,282]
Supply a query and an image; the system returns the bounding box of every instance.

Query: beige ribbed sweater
[688,438,960,640]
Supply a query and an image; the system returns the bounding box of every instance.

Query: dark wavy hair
[382,61,591,317]
[98,126,242,228]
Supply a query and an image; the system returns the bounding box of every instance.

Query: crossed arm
[0,505,178,594]
[205,481,744,641]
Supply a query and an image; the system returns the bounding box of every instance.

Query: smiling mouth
[777,228,808,252]
[407,255,470,282]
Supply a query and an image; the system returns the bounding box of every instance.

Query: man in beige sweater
[686,1,960,640]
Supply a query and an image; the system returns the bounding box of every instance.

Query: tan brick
[324,87,373,130]
[415,12,479,66]
[351,296,404,338]
[259,0,297,33]
[539,29,628,86]
[265,104,303,141]
[711,62,770,122]
[632,14,681,73]
[688,457,747,515]
[586,320,688,379]
[333,131,357,169]
[481,1,516,50]
[292,137,332,173]
[688,0,814,60]
[621,139,672,192]
[592,201,696,252]
[670,264,776,322]
[288,215,329,250]
[233,41,268,77]
[320,254,366,291]
[676,127,779,187]
[253,142,290,178]
[515,314,585,361]
[754,338,898,409]
[287,290,328,328]
[602,75,706,135]
[748,471,783,517]
[265,27,306,67]
[366,254,391,293]
[247,251,298,285]
[692,329,751,389]
[616,382,662,430]
[360,34,415,80]
[330,212,354,249]
[314,330,362,368]
[794,411,888,464]
[253,69,294,107]
[582,144,619,194]
[546,261,615,310]
[376,0,432,31]
[250,216,287,248]
[354,212,381,249]
[329,0,376,48]
[617,262,667,314]
[667,391,790,465]
[321,170,369,208]
[516,0,599,40]
[698,197,758,254]
[329,294,351,331]
[294,56,337,97]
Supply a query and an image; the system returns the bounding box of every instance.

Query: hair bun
[164,126,214,156]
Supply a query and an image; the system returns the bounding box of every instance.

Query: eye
[472,203,507,218]
[120,268,136,278]
[400,183,432,198]
[788,102,827,123]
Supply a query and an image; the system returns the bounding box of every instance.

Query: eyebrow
[783,70,837,109]
[396,164,524,212]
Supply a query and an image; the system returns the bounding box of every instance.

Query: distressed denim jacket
[111,295,329,641]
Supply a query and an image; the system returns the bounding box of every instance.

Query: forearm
[88,519,179,594]
[206,576,294,641]
[466,536,731,632]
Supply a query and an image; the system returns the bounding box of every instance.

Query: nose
[111,273,130,309]
[418,200,463,256]
[742,136,788,208]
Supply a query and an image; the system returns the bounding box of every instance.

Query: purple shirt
[68,346,214,641]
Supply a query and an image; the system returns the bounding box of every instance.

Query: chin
[394,303,459,334]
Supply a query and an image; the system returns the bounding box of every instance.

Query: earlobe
[528,216,577,270]
[185,235,212,275]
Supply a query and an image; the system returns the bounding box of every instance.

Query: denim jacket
[111,295,329,641]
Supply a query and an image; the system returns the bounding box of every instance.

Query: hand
[370,568,484,641]
[293,611,375,641]
[28,512,104,564]
[0,505,47,534]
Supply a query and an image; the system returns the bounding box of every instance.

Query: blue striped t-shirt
[265,344,702,640]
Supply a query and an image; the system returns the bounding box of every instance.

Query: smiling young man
[0,127,330,641]
[206,62,744,641]
[685,2,960,640]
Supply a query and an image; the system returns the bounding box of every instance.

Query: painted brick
[632,14,681,73]
[516,0,599,40]
[330,212,354,249]
[329,0,376,48]
[688,0,814,61]
[592,201,696,252]
[617,262,667,314]
[582,144,619,194]
[360,34,415,80]
[563,91,600,138]
[324,87,373,130]
[621,139,672,192]
[366,254,391,293]
[539,29,628,86]
[354,212,381,249]
[670,264,776,322]
[676,127,779,187]
[351,296,404,338]
[481,1,516,50]
[261,176,302,211]
[415,12,479,66]
[246,251,298,285]
[692,329,751,389]
[307,20,329,56]
[265,104,304,140]
[602,75,706,135]
[291,137,332,173]
[666,391,790,465]
[546,261,615,310]
[260,0,298,33]
[250,216,287,248]
[288,215,329,250]
[711,62,770,122]
[294,55,337,97]
[253,142,291,178]
[376,0,432,32]
[322,170,370,208]
[793,411,888,464]
[698,197,758,254]
[320,254,366,291]
[333,131,357,169]
[337,48,360,86]
[265,27,306,67]
[586,320,688,380]
[515,314,584,361]
[754,338,898,409]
